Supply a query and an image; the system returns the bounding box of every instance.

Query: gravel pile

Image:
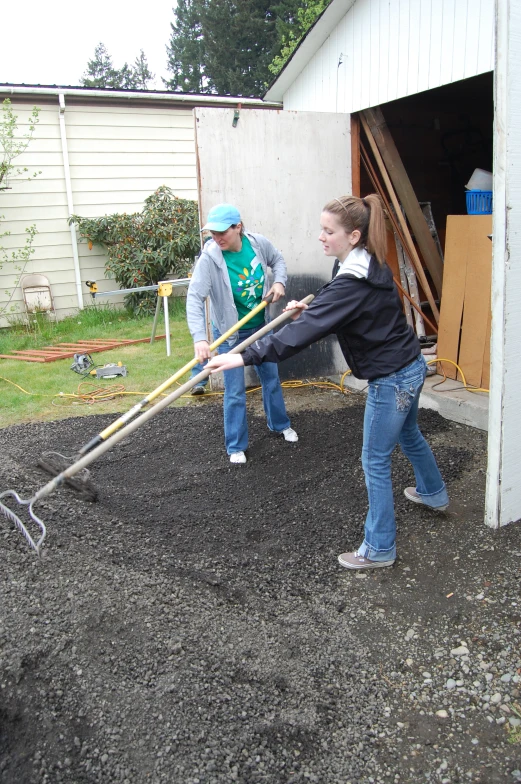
[0,389,520,783]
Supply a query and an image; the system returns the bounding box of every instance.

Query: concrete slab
[332,373,489,431]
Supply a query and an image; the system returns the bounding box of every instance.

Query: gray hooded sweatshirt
[186,232,287,346]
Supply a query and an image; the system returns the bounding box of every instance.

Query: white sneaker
[229,451,247,464]
[282,427,298,443]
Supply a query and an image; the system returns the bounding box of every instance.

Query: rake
[37,294,277,499]
[0,295,314,555]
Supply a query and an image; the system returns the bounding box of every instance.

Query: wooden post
[351,114,361,197]
[362,106,444,298]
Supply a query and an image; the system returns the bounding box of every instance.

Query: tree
[0,99,40,192]
[0,99,40,320]
[81,43,154,90]
[269,0,330,77]
[164,0,208,93]
[165,0,283,97]
[203,0,278,96]
[81,43,119,89]
[269,0,302,54]
[132,51,155,90]
[164,0,328,97]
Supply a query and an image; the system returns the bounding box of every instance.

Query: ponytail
[323,193,388,265]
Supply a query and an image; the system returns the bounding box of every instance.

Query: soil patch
[1,386,520,784]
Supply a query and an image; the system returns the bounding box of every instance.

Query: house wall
[0,99,197,327]
[282,0,495,113]
[194,107,352,383]
[486,0,521,527]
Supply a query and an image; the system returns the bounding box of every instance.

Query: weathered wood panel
[195,107,351,381]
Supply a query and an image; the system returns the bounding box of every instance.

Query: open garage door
[194,107,351,380]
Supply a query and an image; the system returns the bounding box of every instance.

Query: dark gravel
[1,387,520,784]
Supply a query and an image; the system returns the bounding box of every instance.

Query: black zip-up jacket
[241,256,420,381]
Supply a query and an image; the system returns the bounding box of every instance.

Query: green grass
[0,300,197,428]
[507,704,521,744]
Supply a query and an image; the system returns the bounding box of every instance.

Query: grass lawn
[0,301,197,428]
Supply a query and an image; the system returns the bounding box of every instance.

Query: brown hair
[322,194,387,265]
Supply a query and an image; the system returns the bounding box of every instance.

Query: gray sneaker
[404,487,448,511]
[338,550,395,570]
[191,384,206,396]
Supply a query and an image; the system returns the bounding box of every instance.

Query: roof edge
[264,0,356,103]
[0,84,282,108]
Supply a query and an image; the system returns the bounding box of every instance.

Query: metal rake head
[0,490,46,556]
[38,451,98,502]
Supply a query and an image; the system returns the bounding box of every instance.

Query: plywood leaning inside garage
[437,215,492,389]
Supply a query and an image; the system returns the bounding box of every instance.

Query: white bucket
[466,168,493,191]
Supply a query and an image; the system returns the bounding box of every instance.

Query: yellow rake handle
[80,295,274,454]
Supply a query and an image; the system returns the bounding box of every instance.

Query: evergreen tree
[81,43,119,88]
[117,63,136,90]
[132,51,155,90]
[270,0,302,52]
[203,0,277,96]
[164,0,208,93]
[81,44,154,90]
[164,0,327,97]
[269,0,330,77]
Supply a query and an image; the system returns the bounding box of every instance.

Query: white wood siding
[283,0,495,113]
[486,0,521,527]
[0,101,197,327]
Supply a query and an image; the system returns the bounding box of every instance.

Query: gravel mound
[0,390,520,783]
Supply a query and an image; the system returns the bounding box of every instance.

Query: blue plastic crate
[466,189,492,215]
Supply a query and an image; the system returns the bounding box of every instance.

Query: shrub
[1,99,40,323]
[70,186,200,314]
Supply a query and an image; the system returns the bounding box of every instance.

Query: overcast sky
[1,0,176,89]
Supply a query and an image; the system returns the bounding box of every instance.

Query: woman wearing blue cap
[186,203,298,464]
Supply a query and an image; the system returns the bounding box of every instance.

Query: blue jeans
[190,314,209,386]
[190,360,208,386]
[213,325,291,454]
[357,354,448,562]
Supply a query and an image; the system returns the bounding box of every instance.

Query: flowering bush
[70,186,200,314]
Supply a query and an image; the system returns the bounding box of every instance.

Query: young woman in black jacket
[206,194,448,570]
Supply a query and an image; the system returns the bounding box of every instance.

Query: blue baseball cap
[202,203,241,232]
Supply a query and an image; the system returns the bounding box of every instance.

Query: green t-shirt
[223,235,266,328]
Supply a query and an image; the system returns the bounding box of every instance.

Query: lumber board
[39,347,75,353]
[437,216,469,380]
[0,334,167,362]
[10,350,65,357]
[437,215,492,385]
[0,354,46,362]
[457,215,492,388]
[362,106,444,298]
[385,228,401,288]
[359,122,440,322]
[351,115,361,197]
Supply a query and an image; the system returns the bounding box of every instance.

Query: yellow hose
[0,357,488,408]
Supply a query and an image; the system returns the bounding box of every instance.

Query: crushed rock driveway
[1,386,520,784]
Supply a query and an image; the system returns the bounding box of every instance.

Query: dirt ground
[1,385,520,784]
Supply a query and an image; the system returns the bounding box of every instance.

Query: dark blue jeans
[358,355,448,561]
